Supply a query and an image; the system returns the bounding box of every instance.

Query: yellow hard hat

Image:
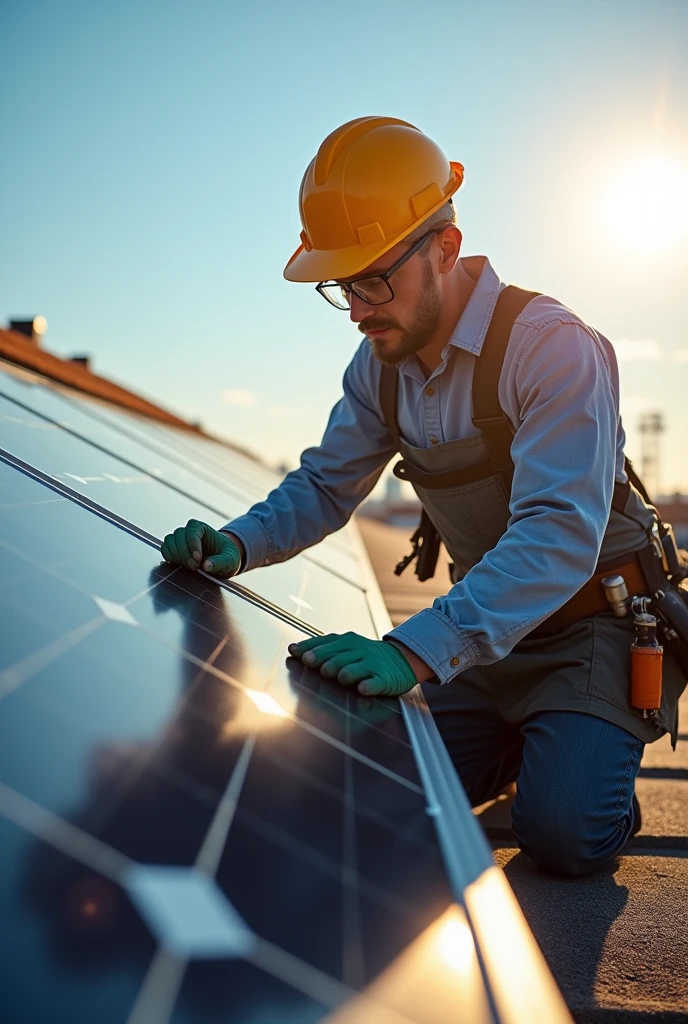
[284,116,464,283]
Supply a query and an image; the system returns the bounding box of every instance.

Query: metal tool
[601,574,630,617]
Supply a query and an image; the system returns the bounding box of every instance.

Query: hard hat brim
[283,178,462,284]
[283,238,400,283]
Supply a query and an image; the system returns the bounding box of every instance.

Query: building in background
[361,474,422,528]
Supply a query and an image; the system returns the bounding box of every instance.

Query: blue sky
[2,0,687,492]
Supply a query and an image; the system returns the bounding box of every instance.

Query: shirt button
[430,436,439,445]
[425,387,434,396]
[450,656,461,667]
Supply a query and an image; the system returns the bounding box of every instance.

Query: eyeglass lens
[318,283,351,309]
[320,277,393,309]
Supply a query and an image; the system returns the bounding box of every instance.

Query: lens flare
[602,154,688,251]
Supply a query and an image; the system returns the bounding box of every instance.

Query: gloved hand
[160,520,241,578]
[288,632,418,697]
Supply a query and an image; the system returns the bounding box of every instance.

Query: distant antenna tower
[638,411,665,499]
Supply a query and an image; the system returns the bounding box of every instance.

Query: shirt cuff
[219,515,269,573]
[384,607,481,685]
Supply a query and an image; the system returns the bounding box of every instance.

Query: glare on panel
[322,904,492,1024]
[244,688,292,719]
[464,866,573,1024]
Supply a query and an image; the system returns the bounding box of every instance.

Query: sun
[602,154,688,252]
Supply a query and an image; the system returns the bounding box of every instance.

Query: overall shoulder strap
[611,457,657,517]
[472,285,540,495]
[379,363,401,452]
[379,361,441,580]
[624,456,653,507]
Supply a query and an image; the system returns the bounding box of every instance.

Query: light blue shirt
[224,256,628,684]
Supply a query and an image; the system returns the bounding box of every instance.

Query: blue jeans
[422,683,644,877]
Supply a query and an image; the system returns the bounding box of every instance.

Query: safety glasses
[316,228,441,310]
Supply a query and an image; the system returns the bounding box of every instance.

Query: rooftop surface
[356,515,688,1023]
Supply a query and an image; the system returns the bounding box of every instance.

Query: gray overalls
[380,287,684,749]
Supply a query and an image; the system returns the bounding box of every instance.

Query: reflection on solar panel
[0,360,572,1023]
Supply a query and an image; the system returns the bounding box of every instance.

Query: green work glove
[160,520,241,578]
[288,632,418,697]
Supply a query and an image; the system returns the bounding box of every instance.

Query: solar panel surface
[36,375,362,577]
[0,363,493,1023]
[0,378,373,634]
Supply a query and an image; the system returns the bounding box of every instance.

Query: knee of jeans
[511,796,601,878]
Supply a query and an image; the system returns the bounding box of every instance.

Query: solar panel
[0,377,372,635]
[38,374,361,569]
[0,362,573,1023]
[0,368,362,572]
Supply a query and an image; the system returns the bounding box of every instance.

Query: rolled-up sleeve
[386,319,619,683]
[222,341,395,571]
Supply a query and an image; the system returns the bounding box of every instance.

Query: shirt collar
[395,255,505,382]
[446,255,504,357]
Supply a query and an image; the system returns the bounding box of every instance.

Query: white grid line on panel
[249,937,355,1012]
[126,949,188,1024]
[341,708,366,991]
[0,782,134,881]
[194,736,255,878]
[0,615,106,701]
[0,534,161,612]
[0,497,66,510]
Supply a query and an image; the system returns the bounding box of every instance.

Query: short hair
[404,199,456,256]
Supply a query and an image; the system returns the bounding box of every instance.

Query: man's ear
[438,225,462,275]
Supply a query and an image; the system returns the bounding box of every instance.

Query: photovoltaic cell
[144,419,360,558]
[83,386,362,569]
[0,367,362,577]
[0,381,375,636]
[0,457,462,1023]
[0,369,269,511]
[40,372,361,571]
[2,368,357,567]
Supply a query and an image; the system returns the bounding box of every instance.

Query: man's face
[347,236,443,366]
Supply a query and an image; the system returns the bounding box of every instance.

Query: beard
[362,261,442,366]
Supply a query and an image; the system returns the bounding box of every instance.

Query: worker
[161,117,685,878]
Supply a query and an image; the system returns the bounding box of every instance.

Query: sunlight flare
[602,154,688,251]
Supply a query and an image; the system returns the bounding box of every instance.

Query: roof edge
[0,328,202,432]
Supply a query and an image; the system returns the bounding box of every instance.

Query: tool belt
[532,539,688,683]
[531,550,649,638]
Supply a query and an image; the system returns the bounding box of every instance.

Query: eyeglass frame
[315,226,444,310]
